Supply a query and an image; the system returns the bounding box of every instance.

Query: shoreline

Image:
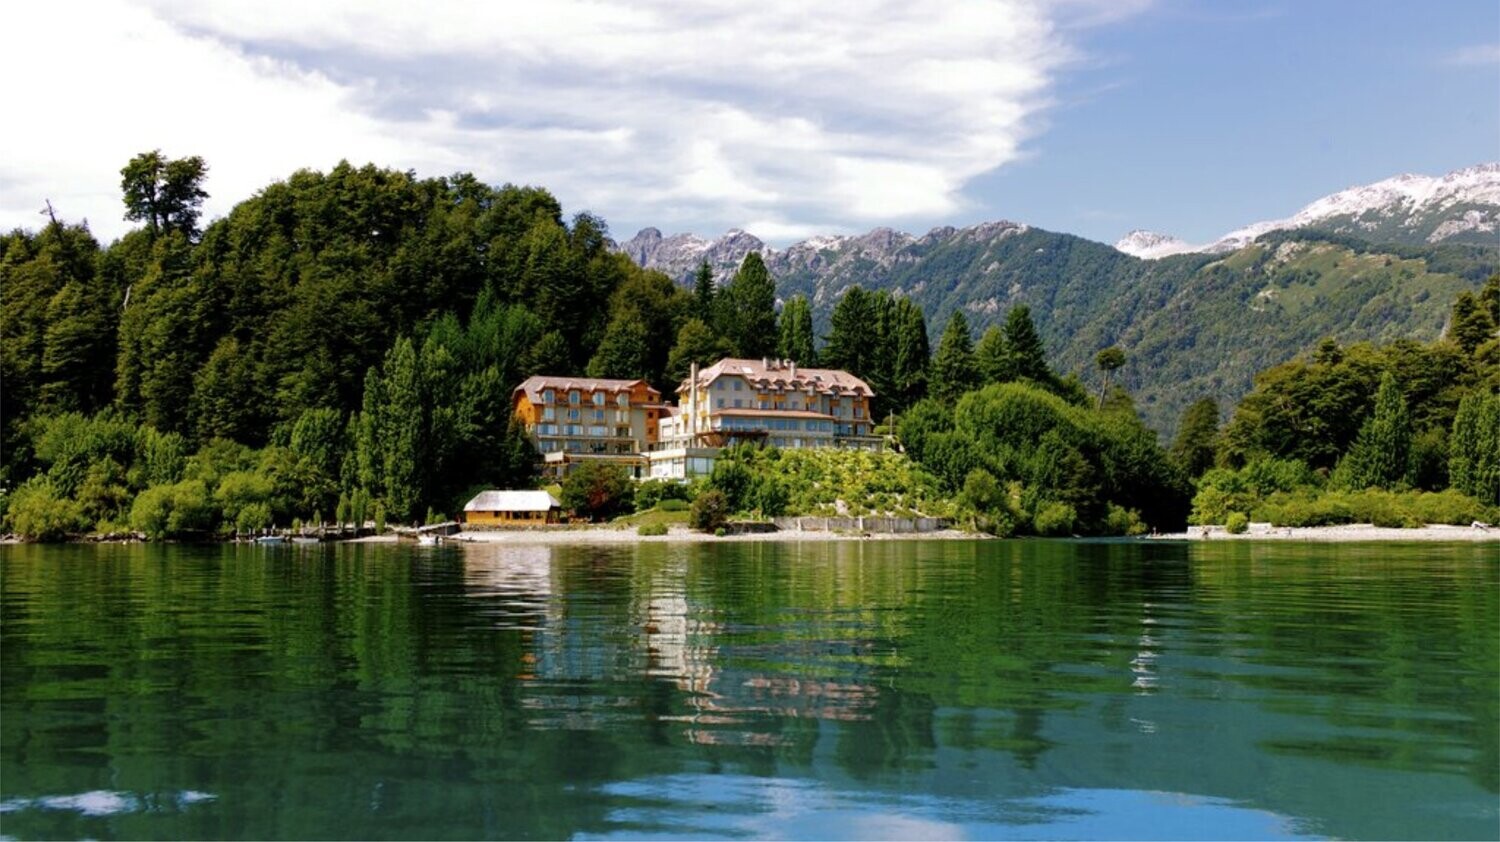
[1153,523,1499,543]
[7,523,1498,546]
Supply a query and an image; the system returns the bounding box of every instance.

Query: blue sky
[972,1,1500,244]
[2,0,1495,246]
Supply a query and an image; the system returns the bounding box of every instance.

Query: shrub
[1259,494,1353,527]
[713,526,728,537]
[691,489,730,532]
[658,499,689,512]
[1407,489,1495,526]
[5,479,87,542]
[560,462,634,522]
[236,502,273,532]
[634,479,691,511]
[1225,512,1249,534]
[1033,501,1077,536]
[637,523,668,537]
[708,459,753,510]
[1107,504,1149,536]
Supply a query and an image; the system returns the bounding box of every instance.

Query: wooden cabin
[462,490,562,526]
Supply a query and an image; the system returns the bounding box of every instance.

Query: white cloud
[1,0,1141,243]
[1445,43,1500,66]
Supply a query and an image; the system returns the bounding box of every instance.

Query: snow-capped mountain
[1117,163,1500,258]
[618,222,1022,289]
[1113,230,1194,259]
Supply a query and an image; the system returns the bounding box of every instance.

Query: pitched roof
[714,408,836,420]
[679,358,874,398]
[464,490,561,512]
[513,376,661,404]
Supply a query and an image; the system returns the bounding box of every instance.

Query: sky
[2,0,1496,247]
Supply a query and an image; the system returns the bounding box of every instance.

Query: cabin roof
[463,490,561,512]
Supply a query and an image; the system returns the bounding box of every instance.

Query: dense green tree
[587,316,652,380]
[525,331,572,375]
[1094,347,1126,407]
[1450,290,1497,354]
[666,318,736,387]
[929,312,979,404]
[689,488,730,532]
[559,462,633,521]
[718,252,777,357]
[975,327,1008,385]
[889,297,930,413]
[823,287,878,374]
[1449,392,1500,505]
[1002,305,1051,385]
[693,260,715,322]
[778,295,817,365]
[1337,372,1413,490]
[120,150,209,237]
[5,478,88,541]
[1170,398,1221,478]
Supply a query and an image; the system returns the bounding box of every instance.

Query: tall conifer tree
[693,260,715,324]
[778,295,817,365]
[930,311,979,404]
[720,252,777,358]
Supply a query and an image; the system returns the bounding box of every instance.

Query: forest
[2,153,1497,540]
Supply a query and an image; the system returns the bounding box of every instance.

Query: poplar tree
[778,295,817,365]
[1337,372,1412,489]
[930,311,979,404]
[381,337,425,522]
[890,297,930,411]
[1449,392,1500,505]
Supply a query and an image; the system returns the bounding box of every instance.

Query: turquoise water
[1,540,1496,839]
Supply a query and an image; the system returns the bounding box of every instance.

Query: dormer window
[570,390,581,405]
[543,390,555,404]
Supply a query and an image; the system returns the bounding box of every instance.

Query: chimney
[762,356,771,369]
[689,362,699,439]
[789,361,797,378]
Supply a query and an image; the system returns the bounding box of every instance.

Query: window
[618,393,630,407]
[542,407,555,422]
[543,390,554,404]
[568,409,581,421]
[593,409,605,422]
[569,390,580,405]
[593,392,605,406]
[733,380,742,391]
[616,426,630,438]
[733,399,742,408]
[717,398,725,408]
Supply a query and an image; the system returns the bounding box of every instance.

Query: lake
[1,540,1495,840]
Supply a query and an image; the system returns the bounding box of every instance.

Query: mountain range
[618,164,1500,434]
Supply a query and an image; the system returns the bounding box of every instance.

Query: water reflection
[1,540,1495,840]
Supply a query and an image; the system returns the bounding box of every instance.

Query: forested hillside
[0,156,767,536]
[3,154,1496,542]
[626,223,1498,434]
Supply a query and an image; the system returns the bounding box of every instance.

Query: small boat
[416,533,440,546]
[291,536,321,545]
[254,535,286,545]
